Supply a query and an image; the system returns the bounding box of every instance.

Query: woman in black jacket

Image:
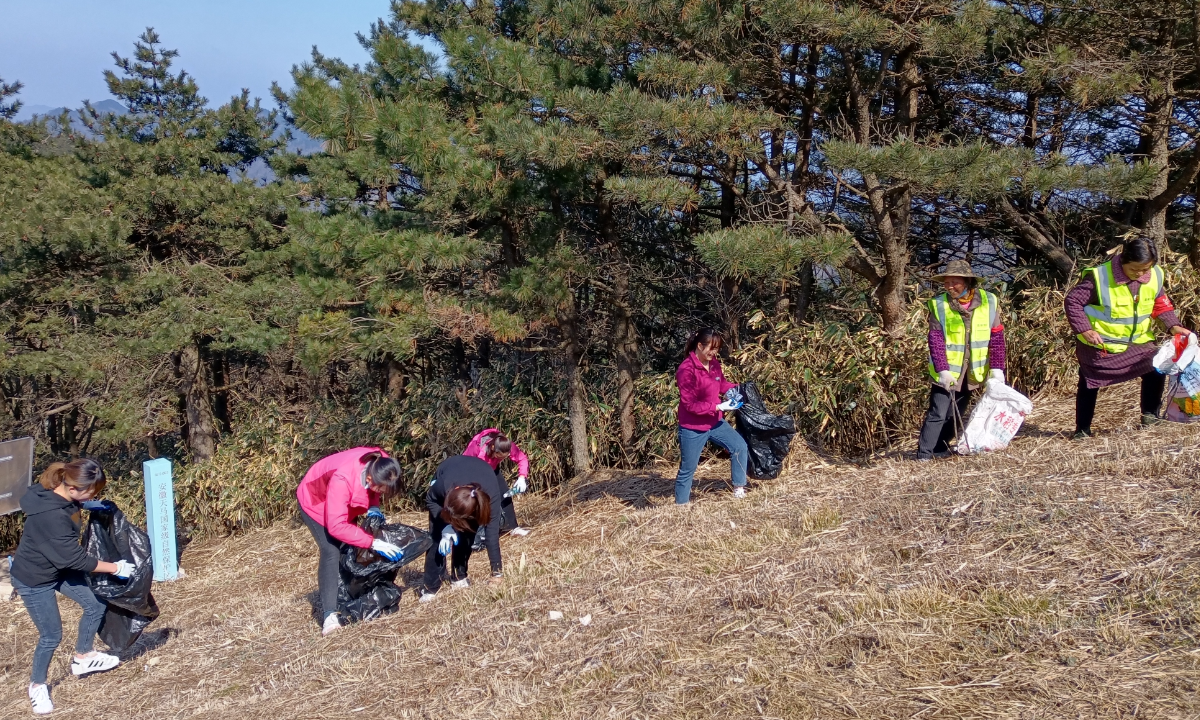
[11,459,133,715]
[418,454,504,602]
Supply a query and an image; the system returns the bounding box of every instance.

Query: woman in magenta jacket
[674,328,748,504]
[463,428,531,537]
[296,447,403,635]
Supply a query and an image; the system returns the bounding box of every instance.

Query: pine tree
[0,77,22,120]
[77,29,290,460]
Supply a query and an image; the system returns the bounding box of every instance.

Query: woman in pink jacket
[296,447,403,635]
[674,328,748,504]
[463,429,530,538]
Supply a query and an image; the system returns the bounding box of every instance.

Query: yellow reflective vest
[927,290,997,385]
[1077,261,1163,354]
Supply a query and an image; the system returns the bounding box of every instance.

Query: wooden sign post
[143,458,178,582]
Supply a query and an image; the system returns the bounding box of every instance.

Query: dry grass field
[1,386,1198,719]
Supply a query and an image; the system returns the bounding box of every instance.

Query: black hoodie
[11,485,99,588]
[426,455,503,572]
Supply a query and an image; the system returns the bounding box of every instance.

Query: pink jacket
[296,447,385,548]
[676,352,737,431]
[463,429,530,477]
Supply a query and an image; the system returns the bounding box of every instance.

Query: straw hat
[931,259,980,280]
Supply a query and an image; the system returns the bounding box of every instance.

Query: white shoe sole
[71,653,120,676]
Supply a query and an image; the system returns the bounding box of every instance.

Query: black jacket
[11,485,99,588]
[426,455,503,572]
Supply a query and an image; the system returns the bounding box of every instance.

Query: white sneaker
[321,613,341,636]
[509,527,531,537]
[418,591,438,603]
[71,651,120,676]
[29,683,52,715]
[449,578,470,590]
[732,487,747,499]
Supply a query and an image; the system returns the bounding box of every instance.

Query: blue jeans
[675,421,748,504]
[13,573,106,684]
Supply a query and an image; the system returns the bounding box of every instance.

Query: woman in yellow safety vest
[1064,235,1193,439]
[917,260,1007,460]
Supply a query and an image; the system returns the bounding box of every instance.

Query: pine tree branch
[995,196,1076,277]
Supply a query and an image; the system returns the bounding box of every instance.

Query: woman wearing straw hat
[1064,234,1193,439]
[917,260,1007,460]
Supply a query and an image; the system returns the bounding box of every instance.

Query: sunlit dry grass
[1,385,1197,718]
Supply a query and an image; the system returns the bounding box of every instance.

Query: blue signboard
[143,458,178,581]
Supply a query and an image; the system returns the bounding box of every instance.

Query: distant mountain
[16,98,127,123]
[15,98,324,184]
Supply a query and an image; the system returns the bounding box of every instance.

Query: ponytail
[39,458,106,494]
[360,450,402,497]
[484,432,512,457]
[441,483,492,533]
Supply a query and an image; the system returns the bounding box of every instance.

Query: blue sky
[0,0,403,113]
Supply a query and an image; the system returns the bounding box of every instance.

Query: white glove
[937,370,955,390]
[988,369,1005,385]
[370,539,403,561]
[438,526,459,556]
[512,476,528,494]
[112,560,135,579]
[716,400,736,412]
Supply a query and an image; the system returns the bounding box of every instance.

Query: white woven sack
[957,379,1033,455]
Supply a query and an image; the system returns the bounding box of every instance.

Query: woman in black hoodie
[11,459,133,715]
[418,454,504,602]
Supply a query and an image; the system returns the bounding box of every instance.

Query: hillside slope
[2,387,1198,719]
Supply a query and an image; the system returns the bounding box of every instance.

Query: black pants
[917,384,972,459]
[299,506,342,620]
[422,515,476,594]
[494,470,518,532]
[1075,370,1165,433]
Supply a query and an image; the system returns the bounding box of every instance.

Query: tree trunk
[177,342,218,462]
[558,295,591,476]
[212,350,231,434]
[793,260,814,323]
[386,357,408,401]
[1137,91,1172,249]
[841,52,910,335]
[596,175,639,459]
[613,271,638,459]
[1191,181,1200,270]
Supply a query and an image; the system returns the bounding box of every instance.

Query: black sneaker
[1072,429,1093,440]
[1141,413,1162,427]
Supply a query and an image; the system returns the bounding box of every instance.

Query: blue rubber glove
[365,507,385,522]
[81,500,114,512]
[370,539,403,561]
[438,526,459,556]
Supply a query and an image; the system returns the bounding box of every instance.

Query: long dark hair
[441,483,492,533]
[1121,234,1158,265]
[683,327,724,357]
[483,431,512,457]
[39,458,106,495]
[359,451,402,497]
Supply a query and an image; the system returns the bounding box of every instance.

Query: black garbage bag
[82,503,160,652]
[336,518,431,624]
[733,381,796,480]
